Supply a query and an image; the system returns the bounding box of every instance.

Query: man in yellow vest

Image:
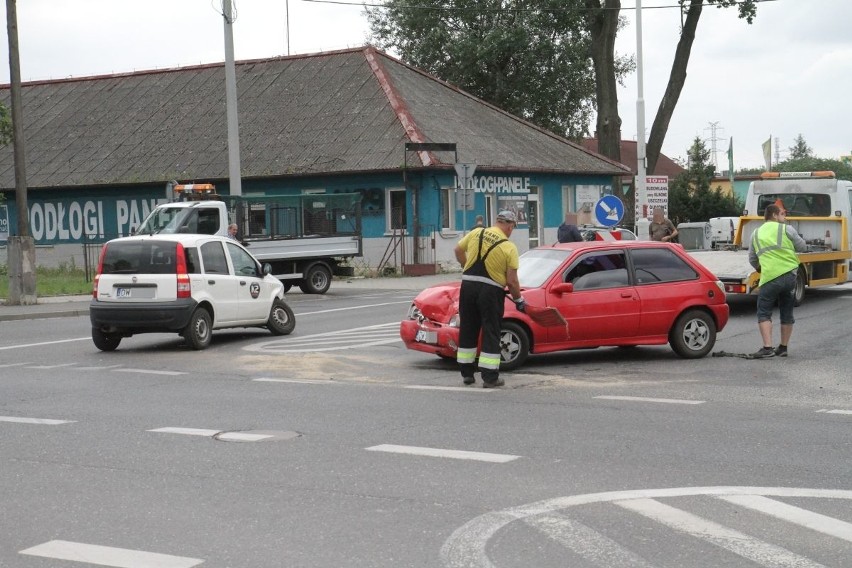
[747,203,807,358]
[454,210,523,387]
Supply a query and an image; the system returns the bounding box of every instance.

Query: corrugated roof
[0,46,629,190]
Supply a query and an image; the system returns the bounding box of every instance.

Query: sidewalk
[0,272,461,322]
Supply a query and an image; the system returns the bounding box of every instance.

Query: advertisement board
[635,176,669,221]
[0,204,8,240]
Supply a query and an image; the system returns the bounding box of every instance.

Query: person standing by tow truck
[748,203,807,358]
[454,211,523,388]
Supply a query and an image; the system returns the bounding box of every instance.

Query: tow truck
[135,183,362,294]
[689,171,852,305]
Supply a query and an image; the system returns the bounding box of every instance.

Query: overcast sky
[1,0,849,172]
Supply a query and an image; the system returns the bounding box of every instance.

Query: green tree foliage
[0,102,9,204]
[0,102,10,146]
[367,1,621,138]
[668,137,742,224]
[787,134,813,160]
[776,156,852,182]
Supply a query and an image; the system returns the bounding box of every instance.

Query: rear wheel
[670,309,716,358]
[92,328,121,351]
[300,263,332,294]
[183,308,212,350]
[267,299,296,335]
[793,268,806,307]
[499,321,530,371]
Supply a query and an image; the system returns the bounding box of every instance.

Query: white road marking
[245,322,400,353]
[148,427,220,437]
[441,487,852,568]
[217,432,274,442]
[75,365,124,371]
[594,395,705,405]
[0,337,89,351]
[254,378,338,385]
[405,386,496,393]
[816,409,852,415]
[20,540,203,567]
[719,494,852,543]
[524,512,656,568]
[116,368,187,376]
[615,497,825,567]
[366,444,520,463]
[0,362,32,367]
[0,416,75,425]
[27,363,78,369]
[297,301,411,317]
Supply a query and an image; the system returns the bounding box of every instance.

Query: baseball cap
[496,210,517,224]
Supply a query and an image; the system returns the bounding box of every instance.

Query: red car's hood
[413,281,461,322]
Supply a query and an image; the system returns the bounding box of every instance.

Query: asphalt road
[2,284,851,567]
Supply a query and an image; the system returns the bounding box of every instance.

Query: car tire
[300,263,332,294]
[92,328,121,351]
[793,268,806,307]
[669,309,716,359]
[499,321,530,371]
[183,308,212,350]
[267,298,296,335]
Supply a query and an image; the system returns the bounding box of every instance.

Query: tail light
[92,244,107,299]
[175,242,191,298]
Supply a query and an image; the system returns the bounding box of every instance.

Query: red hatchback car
[400,241,729,370]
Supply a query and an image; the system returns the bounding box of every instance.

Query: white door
[200,241,240,324]
[226,242,273,323]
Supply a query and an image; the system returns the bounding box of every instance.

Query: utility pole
[705,121,724,170]
[5,0,36,305]
[222,0,242,196]
[634,0,648,235]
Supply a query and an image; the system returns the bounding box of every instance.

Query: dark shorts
[756,271,797,324]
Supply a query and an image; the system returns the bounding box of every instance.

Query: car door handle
[621,292,633,298]
[207,280,216,285]
[240,281,247,286]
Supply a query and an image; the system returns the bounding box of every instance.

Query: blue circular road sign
[594,195,624,227]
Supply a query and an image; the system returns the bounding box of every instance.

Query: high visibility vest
[752,221,799,285]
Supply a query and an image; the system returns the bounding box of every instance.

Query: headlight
[407,304,422,320]
[448,313,460,327]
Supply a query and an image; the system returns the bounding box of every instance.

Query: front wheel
[299,263,332,294]
[92,328,121,351]
[267,298,296,335]
[498,321,530,371]
[183,308,212,350]
[669,309,716,358]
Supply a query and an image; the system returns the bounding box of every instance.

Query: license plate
[116,287,132,298]
[415,329,437,344]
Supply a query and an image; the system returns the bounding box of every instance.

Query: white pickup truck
[136,184,362,294]
[689,171,852,305]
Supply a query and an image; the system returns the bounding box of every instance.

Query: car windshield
[518,249,570,288]
[136,207,188,234]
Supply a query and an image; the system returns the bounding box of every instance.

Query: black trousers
[457,280,505,381]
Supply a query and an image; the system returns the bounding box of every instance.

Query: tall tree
[788,134,813,160]
[367,1,624,138]
[645,0,757,174]
[584,0,623,163]
[668,137,741,223]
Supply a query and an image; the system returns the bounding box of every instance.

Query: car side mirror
[262,263,272,275]
[552,282,574,295]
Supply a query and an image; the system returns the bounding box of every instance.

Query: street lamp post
[635,0,648,235]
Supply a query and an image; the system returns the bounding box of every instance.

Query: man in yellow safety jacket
[454,210,523,387]
[747,203,807,358]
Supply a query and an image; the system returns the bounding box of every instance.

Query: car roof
[538,240,676,251]
[105,233,229,247]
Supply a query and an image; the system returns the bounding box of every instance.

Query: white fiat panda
[89,234,295,351]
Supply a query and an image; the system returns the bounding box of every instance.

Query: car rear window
[101,241,179,275]
[630,247,698,284]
